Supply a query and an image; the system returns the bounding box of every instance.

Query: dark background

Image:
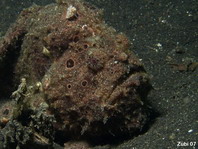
[0,0,197,148]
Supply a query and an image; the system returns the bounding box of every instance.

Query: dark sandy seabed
[0,0,197,149]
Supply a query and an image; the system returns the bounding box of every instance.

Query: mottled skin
[0,0,150,140]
